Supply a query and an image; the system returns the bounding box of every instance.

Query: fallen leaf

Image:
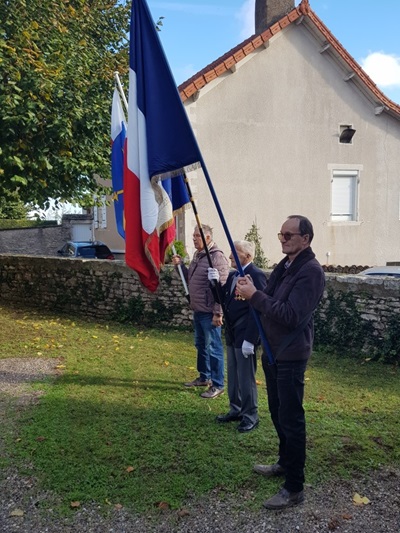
[70,501,80,508]
[36,436,46,442]
[342,513,353,520]
[353,493,371,505]
[115,503,123,510]
[55,364,66,369]
[177,508,190,517]
[126,466,134,473]
[10,509,24,517]
[164,361,170,366]
[155,501,170,510]
[256,380,263,385]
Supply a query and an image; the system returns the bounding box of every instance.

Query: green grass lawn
[0,304,399,514]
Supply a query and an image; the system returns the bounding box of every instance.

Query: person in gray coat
[173,224,229,398]
[208,240,267,432]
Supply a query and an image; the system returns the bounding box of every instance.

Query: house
[98,0,400,267]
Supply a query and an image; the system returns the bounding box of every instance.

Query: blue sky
[147,0,400,105]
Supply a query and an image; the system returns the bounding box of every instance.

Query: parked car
[358,266,400,278]
[57,241,115,260]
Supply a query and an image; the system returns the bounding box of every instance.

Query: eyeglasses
[277,232,302,241]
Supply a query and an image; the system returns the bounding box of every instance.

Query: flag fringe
[151,162,201,182]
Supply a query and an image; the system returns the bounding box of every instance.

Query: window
[331,170,359,221]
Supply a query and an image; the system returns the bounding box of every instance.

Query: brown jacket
[180,243,229,314]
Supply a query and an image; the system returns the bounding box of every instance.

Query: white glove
[242,340,254,358]
[207,267,220,282]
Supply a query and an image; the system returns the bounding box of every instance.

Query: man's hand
[212,314,223,327]
[241,340,254,358]
[207,267,220,282]
[172,255,182,266]
[236,275,257,300]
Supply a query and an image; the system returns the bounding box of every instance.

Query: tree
[0,0,130,207]
[0,191,29,219]
[245,221,269,269]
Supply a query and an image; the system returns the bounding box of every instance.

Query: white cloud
[237,0,255,40]
[360,52,400,88]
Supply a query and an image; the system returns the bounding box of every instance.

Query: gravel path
[0,358,399,533]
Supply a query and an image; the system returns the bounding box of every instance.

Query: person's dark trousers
[262,354,307,493]
[227,345,258,424]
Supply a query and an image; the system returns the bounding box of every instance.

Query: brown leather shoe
[184,378,211,387]
[253,463,285,477]
[263,487,304,510]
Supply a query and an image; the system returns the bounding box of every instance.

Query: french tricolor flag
[125,0,201,292]
[111,88,127,240]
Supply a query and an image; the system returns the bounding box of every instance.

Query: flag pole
[114,72,129,115]
[192,160,275,366]
[171,243,189,300]
[113,72,190,300]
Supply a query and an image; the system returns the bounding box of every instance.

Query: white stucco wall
[181,23,400,267]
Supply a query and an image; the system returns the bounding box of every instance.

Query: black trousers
[262,355,307,493]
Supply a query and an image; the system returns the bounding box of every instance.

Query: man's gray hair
[195,224,213,238]
[234,240,255,259]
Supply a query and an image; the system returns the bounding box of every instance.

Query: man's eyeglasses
[277,232,302,241]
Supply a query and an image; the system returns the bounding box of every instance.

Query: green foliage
[0,191,29,219]
[165,240,189,264]
[314,289,375,355]
[0,0,130,207]
[380,314,400,365]
[244,221,269,269]
[0,306,399,516]
[0,218,57,229]
[113,294,181,328]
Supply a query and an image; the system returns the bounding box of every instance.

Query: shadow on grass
[9,384,278,512]
[5,351,400,513]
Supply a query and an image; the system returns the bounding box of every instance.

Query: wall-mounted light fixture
[339,126,356,144]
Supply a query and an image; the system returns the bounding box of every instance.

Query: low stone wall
[0,255,192,328]
[0,255,399,341]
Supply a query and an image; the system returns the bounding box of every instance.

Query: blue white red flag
[111,88,127,240]
[125,0,201,292]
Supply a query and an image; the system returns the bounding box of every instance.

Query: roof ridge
[178,0,400,118]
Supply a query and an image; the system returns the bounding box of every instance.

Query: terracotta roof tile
[177,0,400,118]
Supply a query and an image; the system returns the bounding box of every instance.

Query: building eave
[178,0,400,120]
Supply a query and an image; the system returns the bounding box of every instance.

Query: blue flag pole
[196,156,275,366]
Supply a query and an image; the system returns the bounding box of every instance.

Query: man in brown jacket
[173,224,229,398]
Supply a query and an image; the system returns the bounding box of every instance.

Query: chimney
[255,0,295,34]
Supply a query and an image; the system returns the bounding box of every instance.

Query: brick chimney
[255,0,295,34]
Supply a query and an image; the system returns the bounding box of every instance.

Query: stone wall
[0,255,399,339]
[0,255,192,328]
[0,215,92,257]
[0,224,68,256]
